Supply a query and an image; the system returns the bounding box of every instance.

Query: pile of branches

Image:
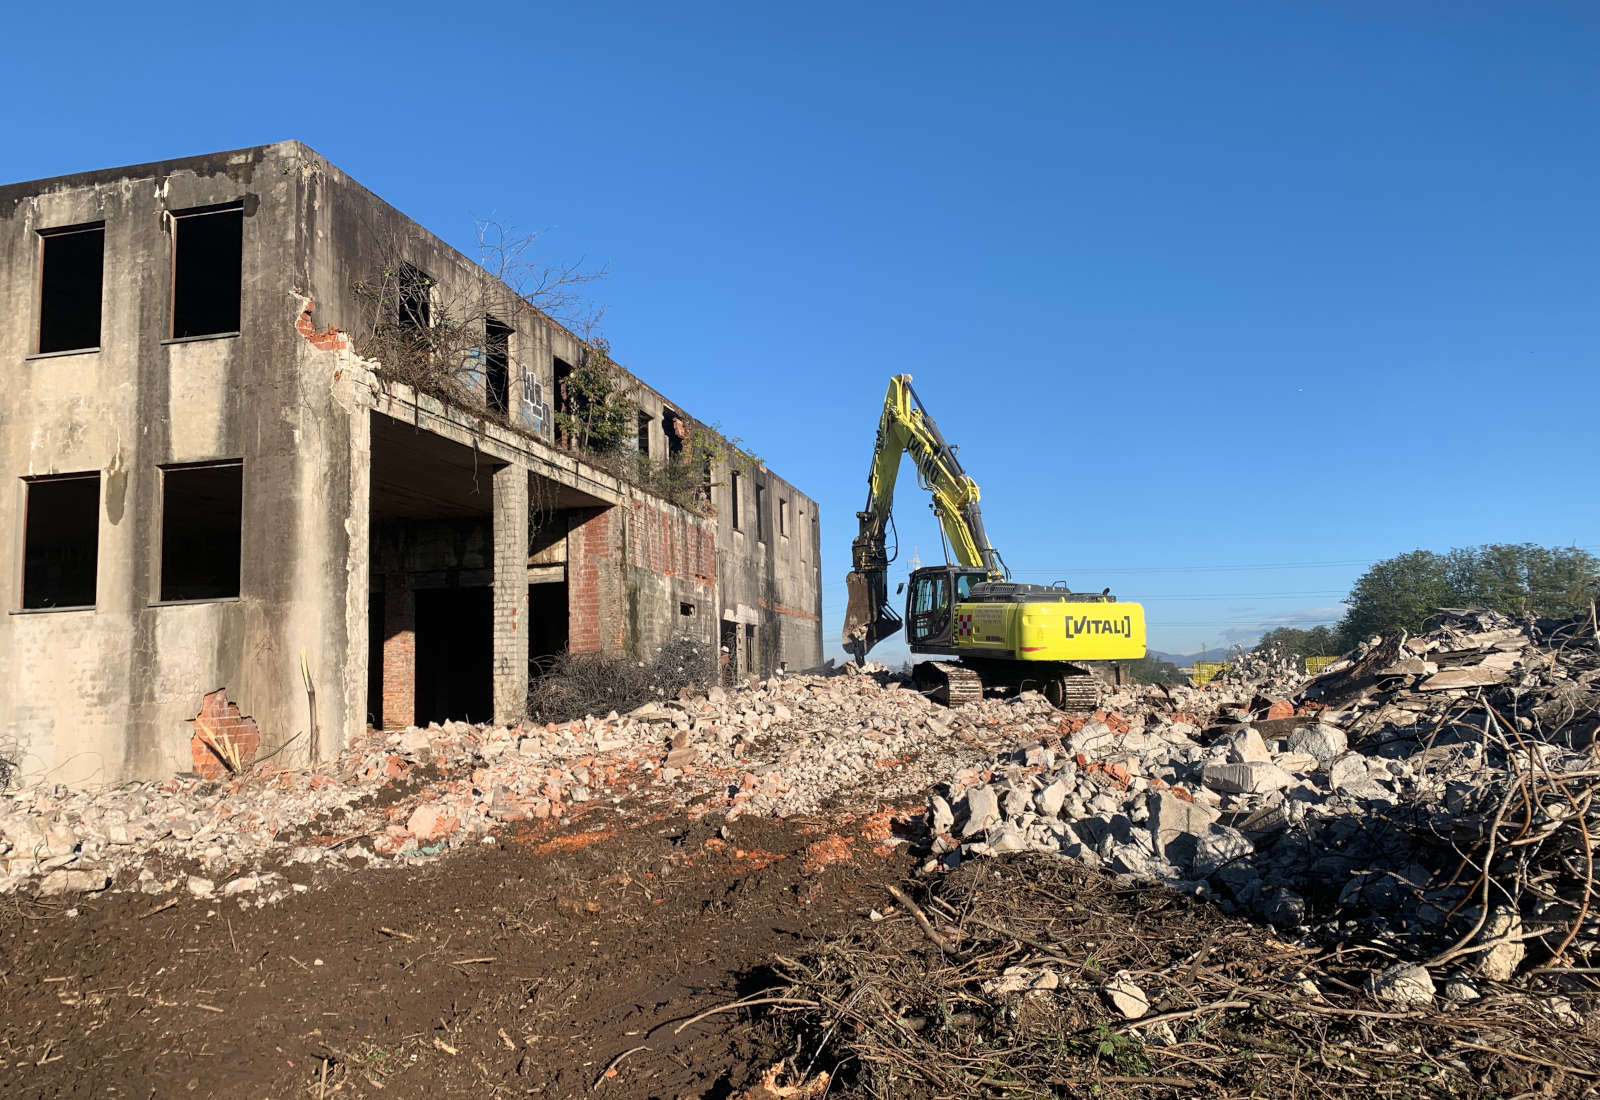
[0,740,15,792]
[526,636,714,723]
[758,856,1598,1098]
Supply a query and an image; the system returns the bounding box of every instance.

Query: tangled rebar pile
[525,635,717,722]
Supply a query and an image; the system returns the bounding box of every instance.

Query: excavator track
[1048,672,1101,713]
[913,661,984,706]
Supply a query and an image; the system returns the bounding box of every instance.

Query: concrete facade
[0,142,822,788]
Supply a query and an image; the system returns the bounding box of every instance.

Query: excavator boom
[843,374,1003,661]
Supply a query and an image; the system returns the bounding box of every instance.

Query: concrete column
[381,573,415,730]
[492,464,530,724]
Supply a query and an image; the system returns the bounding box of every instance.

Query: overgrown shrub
[526,636,715,723]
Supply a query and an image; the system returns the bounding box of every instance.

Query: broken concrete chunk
[960,786,1000,838]
[1376,657,1435,677]
[1101,972,1150,1018]
[1200,761,1294,795]
[1286,723,1347,763]
[1193,824,1254,877]
[37,868,110,896]
[1034,777,1070,818]
[1368,963,1434,1006]
[1147,790,1220,863]
[929,795,955,834]
[1477,907,1525,982]
[1418,667,1508,691]
[397,729,432,755]
[1223,727,1271,765]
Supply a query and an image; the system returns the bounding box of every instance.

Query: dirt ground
[0,799,919,1099]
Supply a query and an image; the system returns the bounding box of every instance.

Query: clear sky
[5,2,1596,661]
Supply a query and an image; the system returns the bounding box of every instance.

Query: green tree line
[1251,543,1599,659]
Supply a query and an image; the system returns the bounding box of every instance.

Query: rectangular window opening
[755,483,767,543]
[21,474,100,609]
[484,316,512,415]
[637,410,652,457]
[160,461,243,602]
[171,205,243,339]
[679,601,695,617]
[663,409,685,461]
[730,470,743,530]
[396,264,432,330]
[37,224,105,354]
[779,497,790,538]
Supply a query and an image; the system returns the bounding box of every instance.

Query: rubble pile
[926,607,1600,998]
[0,664,1047,905]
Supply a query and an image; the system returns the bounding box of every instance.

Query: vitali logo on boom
[1064,614,1133,639]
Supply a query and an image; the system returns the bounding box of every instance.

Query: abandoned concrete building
[0,141,823,788]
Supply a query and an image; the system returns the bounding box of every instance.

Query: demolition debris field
[2,608,1598,1096]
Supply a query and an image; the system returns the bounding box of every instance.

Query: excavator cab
[906,566,987,648]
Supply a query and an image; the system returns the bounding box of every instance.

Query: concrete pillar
[381,573,415,730]
[492,464,530,724]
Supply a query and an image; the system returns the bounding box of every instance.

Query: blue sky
[5,2,1597,660]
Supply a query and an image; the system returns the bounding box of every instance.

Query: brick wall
[567,507,614,653]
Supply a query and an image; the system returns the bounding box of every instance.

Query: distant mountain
[1149,647,1234,667]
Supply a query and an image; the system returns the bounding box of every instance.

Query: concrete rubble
[2,606,1594,1023]
[0,663,1050,909]
[921,607,1600,1007]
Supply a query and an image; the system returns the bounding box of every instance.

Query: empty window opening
[37,224,104,354]
[663,409,685,461]
[637,410,652,457]
[730,470,743,530]
[552,357,576,445]
[755,483,767,542]
[553,357,575,414]
[21,473,100,609]
[160,461,243,602]
[779,497,790,538]
[720,620,738,686]
[744,623,757,675]
[396,264,432,330]
[679,601,695,617]
[171,205,243,339]
[484,316,512,415]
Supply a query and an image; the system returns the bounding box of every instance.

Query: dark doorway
[415,586,492,725]
[529,581,569,665]
[367,591,385,729]
[720,619,738,687]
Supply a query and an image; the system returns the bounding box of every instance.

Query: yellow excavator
[842,375,1147,708]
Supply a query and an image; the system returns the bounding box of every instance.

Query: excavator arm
[842,374,1005,662]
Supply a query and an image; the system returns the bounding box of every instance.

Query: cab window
[912,575,950,615]
[955,574,977,600]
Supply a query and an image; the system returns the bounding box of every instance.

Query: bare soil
[0,802,918,1099]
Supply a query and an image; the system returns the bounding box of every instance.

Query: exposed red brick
[189,689,261,780]
[294,298,349,351]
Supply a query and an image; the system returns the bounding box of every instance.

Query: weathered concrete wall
[712,461,824,678]
[0,144,354,786]
[1,141,824,786]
